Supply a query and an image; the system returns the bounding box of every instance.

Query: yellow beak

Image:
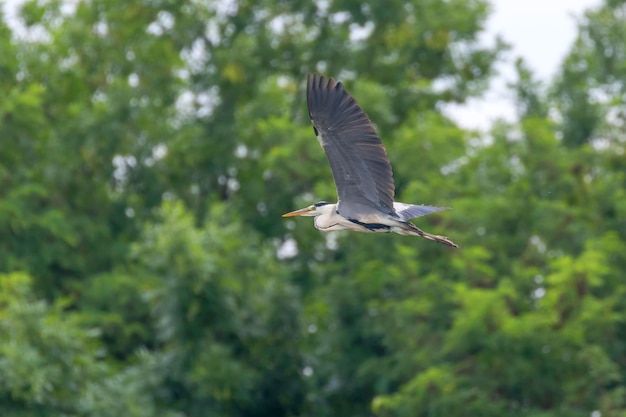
[282,207,312,217]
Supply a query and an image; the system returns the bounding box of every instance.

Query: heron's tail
[393,202,449,221]
[397,222,459,248]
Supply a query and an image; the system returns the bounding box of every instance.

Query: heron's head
[282,201,332,217]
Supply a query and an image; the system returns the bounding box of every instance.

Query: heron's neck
[313,204,339,230]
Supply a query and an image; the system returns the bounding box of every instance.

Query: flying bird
[283,74,458,248]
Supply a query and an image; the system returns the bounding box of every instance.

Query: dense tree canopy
[1,0,625,416]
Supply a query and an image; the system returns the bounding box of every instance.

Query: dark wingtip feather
[307,74,341,121]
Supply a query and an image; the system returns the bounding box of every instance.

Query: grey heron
[283,74,458,248]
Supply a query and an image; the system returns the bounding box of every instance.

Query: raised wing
[306,74,395,216]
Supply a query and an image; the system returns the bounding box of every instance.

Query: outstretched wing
[306,74,395,217]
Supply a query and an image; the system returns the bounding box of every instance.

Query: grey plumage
[283,74,458,248]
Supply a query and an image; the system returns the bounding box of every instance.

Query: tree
[1,0,193,297]
[0,272,166,417]
[552,0,626,149]
[4,0,625,416]
[134,202,303,417]
[362,1,626,415]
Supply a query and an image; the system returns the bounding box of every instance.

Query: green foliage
[1,0,625,415]
[551,0,626,148]
[0,273,166,417]
[134,202,303,416]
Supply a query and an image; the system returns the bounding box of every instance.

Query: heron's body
[283,74,458,248]
[312,203,392,232]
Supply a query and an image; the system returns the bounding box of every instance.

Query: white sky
[445,0,603,129]
[2,0,603,130]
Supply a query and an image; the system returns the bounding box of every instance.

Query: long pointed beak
[282,207,311,217]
